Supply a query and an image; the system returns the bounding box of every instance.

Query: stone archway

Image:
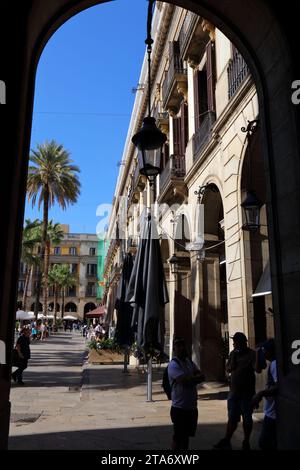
[65,302,77,313]
[1,0,300,449]
[241,128,275,348]
[173,214,192,351]
[199,184,228,380]
[84,302,96,315]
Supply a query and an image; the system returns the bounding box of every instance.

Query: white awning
[252,261,272,297]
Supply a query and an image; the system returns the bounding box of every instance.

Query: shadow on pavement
[8,422,261,450]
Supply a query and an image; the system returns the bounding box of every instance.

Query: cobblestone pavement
[9,332,262,450]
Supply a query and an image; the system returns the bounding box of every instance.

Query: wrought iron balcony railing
[227,50,250,99]
[178,11,198,59]
[192,111,216,161]
[162,48,187,110]
[159,154,186,193]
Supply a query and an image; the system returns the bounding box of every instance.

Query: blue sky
[25,0,147,234]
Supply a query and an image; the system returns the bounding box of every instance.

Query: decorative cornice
[201,20,215,41]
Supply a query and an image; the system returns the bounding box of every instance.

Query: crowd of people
[11,321,277,450]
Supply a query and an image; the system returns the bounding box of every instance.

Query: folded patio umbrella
[114,252,134,347]
[125,215,169,356]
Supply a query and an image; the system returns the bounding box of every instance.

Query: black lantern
[241,190,262,231]
[132,117,166,185]
[168,253,180,274]
[240,119,261,231]
[132,0,167,185]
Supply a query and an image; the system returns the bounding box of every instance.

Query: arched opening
[198,184,228,381]
[173,214,192,350]
[64,302,77,313]
[30,302,43,313]
[241,128,275,346]
[84,302,96,315]
[48,302,60,313]
[1,0,300,450]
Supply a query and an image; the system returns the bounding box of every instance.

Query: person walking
[11,327,31,385]
[168,337,205,450]
[213,332,256,450]
[252,338,278,449]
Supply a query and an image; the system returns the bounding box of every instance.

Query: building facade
[104,3,274,381]
[18,225,99,320]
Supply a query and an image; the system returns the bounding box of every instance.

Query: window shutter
[199,71,208,121]
[173,117,181,156]
[193,70,200,130]
[180,102,189,155]
[206,40,216,112]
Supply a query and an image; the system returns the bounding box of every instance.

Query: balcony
[192,111,216,162]
[127,165,147,206]
[66,288,76,297]
[86,272,97,279]
[178,11,209,65]
[162,42,187,113]
[86,288,97,297]
[158,154,187,202]
[153,104,169,134]
[227,50,250,99]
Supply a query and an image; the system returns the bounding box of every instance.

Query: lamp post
[241,119,262,230]
[132,0,167,186]
[131,1,167,402]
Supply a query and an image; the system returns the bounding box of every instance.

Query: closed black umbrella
[126,214,169,365]
[114,252,134,348]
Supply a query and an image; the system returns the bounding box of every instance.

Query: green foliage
[27,140,81,210]
[88,338,122,353]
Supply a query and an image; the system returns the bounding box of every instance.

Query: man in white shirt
[252,338,278,449]
[168,337,205,450]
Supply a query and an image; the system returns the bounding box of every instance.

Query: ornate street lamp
[132,0,167,185]
[168,253,180,275]
[241,119,262,231]
[241,190,262,231]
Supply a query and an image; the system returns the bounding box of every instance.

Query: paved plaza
[8,332,262,450]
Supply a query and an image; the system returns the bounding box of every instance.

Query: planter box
[88,349,124,364]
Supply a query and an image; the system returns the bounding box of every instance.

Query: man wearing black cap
[213,332,256,450]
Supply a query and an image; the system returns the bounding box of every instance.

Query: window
[69,247,77,255]
[18,280,25,292]
[67,285,76,297]
[70,263,77,274]
[86,282,96,297]
[19,262,26,275]
[87,264,97,277]
[54,247,61,255]
[89,247,96,256]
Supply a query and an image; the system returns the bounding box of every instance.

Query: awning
[85,305,106,318]
[63,315,78,320]
[16,310,35,320]
[252,261,272,297]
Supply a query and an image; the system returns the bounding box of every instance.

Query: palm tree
[27,140,81,317]
[48,264,63,327]
[54,264,76,319]
[20,219,42,311]
[43,221,64,316]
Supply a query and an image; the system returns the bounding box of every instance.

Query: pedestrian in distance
[252,338,278,450]
[213,332,256,450]
[168,337,205,450]
[11,327,31,385]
